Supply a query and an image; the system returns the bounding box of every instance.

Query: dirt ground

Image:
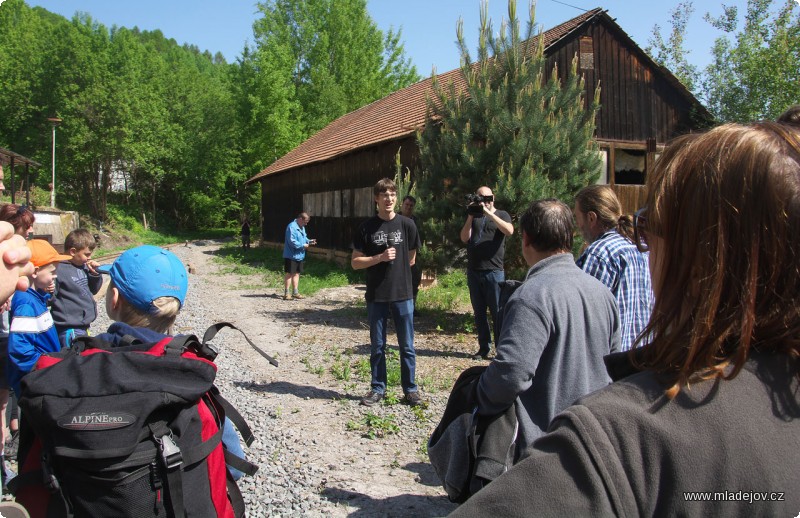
[176,241,479,516]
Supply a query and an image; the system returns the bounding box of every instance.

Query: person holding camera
[460,186,514,360]
[283,212,316,300]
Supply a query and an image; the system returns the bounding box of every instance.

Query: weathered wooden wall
[545,17,700,144]
[260,137,418,250]
[612,184,647,216]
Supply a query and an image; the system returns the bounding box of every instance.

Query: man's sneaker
[292,293,305,299]
[283,294,292,301]
[471,350,490,360]
[360,390,384,406]
[403,391,423,407]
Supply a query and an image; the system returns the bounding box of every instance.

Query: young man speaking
[351,178,422,407]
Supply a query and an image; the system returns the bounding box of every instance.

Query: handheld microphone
[387,234,395,265]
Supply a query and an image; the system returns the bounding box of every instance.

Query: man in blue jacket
[282,212,316,300]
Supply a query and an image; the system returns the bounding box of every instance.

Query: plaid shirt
[577,230,653,350]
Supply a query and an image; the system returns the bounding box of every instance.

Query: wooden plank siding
[260,137,418,250]
[612,184,647,216]
[544,18,698,145]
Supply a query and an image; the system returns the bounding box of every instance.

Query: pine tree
[416,0,601,272]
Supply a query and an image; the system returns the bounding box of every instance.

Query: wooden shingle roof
[246,8,607,183]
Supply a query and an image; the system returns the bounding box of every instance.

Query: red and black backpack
[10,322,275,518]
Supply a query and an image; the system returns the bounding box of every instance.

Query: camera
[465,194,493,217]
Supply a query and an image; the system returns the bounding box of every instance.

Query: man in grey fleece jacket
[476,199,620,459]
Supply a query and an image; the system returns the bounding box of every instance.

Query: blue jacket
[8,288,61,395]
[283,219,309,261]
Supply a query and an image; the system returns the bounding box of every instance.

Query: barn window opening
[614,149,646,185]
[579,36,594,70]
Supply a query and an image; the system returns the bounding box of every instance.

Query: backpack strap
[162,334,200,357]
[149,423,185,518]
[69,335,114,354]
[226,470,247,518]
[209,386,255,446]
[201,322,279,367]
[223,451,258,477]
[118,334,143,347]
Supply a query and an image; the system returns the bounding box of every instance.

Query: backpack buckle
[199,342,219,361]
[41,453,61,493]
[158,435,183,470]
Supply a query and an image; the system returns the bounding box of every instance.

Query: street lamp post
[47,117,62,208]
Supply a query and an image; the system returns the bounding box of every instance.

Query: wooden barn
[246,7,710,252]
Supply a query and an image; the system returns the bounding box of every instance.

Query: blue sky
[18,0,748,75]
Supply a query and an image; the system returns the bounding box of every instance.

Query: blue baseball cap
[98,245,188,313]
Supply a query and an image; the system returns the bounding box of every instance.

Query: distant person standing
[241,218,251,250]
[574,185,653,350]
[352,178,422,407]
[282,212,315,300]
[460,186,514,360]
[400,195,422,316]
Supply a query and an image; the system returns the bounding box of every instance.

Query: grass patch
[88,210,236,256]
[362,413,400,439]
[354,358,371,381]
[214,244,362,295]
[346,412,401,439]
[330,356,352,381]
[417,270,471,312]
[386,349,401,388]
[301,356,325,376]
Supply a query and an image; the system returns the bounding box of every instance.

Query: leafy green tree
[0,0,419,233]
[45,13,120,216]
[416,0,601,272]
[703,0,800,122]
[252,0,419,136]
[648,0,799,122]
[0,0,62,163]
[647,1,700,92]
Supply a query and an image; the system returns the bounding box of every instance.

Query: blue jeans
[467,269,505,354]
[222,417,246,481]
[367,299,417,394]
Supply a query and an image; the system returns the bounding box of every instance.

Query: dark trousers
[467,269,504,354]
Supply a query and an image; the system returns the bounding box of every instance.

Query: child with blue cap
[97,245,188,337]
[97,245,248,479]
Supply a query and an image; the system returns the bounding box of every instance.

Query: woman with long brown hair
[451,117,800,516]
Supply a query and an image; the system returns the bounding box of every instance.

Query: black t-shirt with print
[353,214,421,302]
[467,210,511,271]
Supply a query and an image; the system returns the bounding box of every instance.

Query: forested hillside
[0,0,419,229]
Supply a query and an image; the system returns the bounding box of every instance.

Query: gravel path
[89,240,467,517]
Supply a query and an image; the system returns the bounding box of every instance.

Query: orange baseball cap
[27,239,72,268]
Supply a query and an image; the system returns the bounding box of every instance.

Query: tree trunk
[150,181,157,229]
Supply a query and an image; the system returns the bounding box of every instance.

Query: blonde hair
[108,279,181,334]
[575,185,635,242]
